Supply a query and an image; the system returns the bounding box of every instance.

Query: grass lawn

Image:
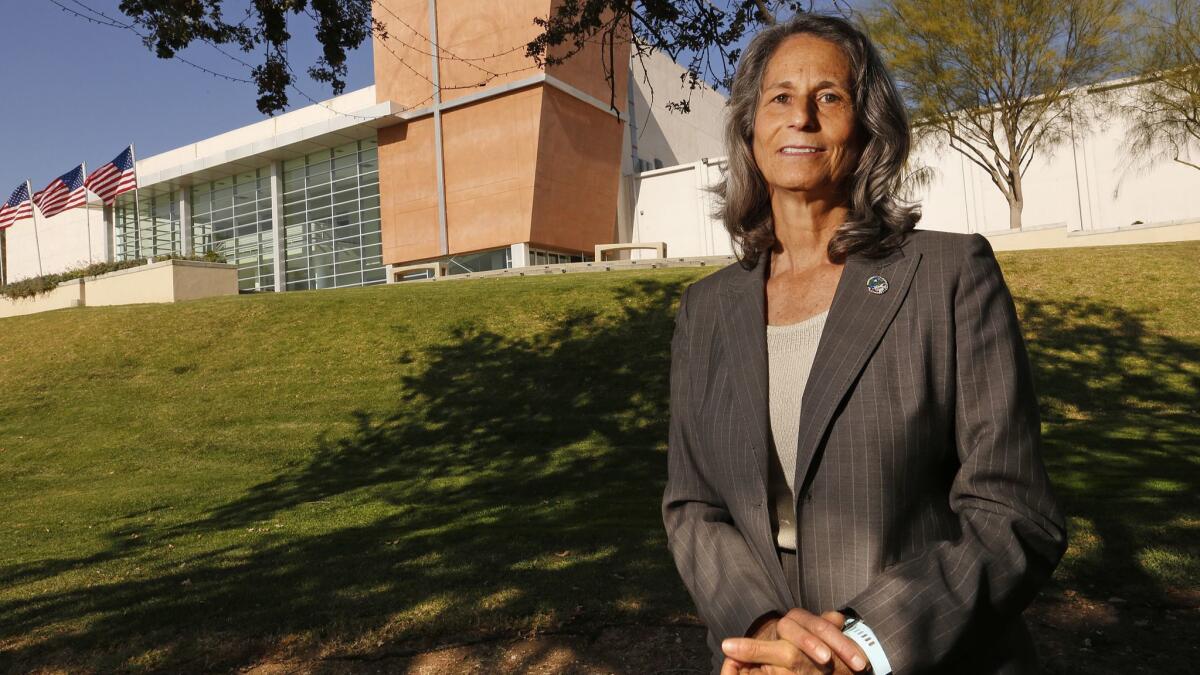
[0,240,1196,673]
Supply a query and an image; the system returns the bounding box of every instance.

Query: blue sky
[0,1,375,194]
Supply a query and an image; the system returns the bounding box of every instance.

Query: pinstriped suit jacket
[662,230,1067,675]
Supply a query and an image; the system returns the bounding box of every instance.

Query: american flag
[0,181,34,230]
[34,164,87,218]
[85,146,137,204]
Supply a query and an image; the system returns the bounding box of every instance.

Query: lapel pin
[866,274,889,295]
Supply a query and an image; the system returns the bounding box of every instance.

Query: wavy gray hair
[714,13,919,267]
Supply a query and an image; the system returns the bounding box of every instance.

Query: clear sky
[0,1,375,194]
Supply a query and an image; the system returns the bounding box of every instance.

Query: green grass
[0,241,1197,672]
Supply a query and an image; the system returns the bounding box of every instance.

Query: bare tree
[1120,0,1200,173]
[864,0,1128,229]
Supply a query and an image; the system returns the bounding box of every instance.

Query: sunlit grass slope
[1,240,1196,672]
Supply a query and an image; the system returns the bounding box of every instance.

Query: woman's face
[751,34,861,197]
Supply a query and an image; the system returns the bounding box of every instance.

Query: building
[0,0,727,290]
[625,75,1200,257]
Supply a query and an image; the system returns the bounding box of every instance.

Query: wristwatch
[841,608,892,675]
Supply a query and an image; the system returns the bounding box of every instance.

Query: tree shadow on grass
[1,283,1195,674]
[1018,297,1199,671]
[0,278,705,673]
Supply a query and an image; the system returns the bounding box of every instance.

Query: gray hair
[714,13,920,267]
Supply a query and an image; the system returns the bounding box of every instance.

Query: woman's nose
[790,99,819,131]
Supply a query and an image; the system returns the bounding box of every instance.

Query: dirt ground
[236,588,1197,675]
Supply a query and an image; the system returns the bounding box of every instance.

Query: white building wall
[616,49,728,250]
[620,49,728,175]
[911,84,1199,235]
[629,79,1200,254]
[3,203,108,282]
[3,87,380,283]
[138,86,378,179]
[627,159,733,259]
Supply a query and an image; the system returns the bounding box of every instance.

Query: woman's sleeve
[843,234,1069,673]
[662,284,785,643]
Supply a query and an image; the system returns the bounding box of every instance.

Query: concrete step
[430,255,738,282]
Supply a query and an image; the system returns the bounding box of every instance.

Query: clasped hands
[720,609,870,675]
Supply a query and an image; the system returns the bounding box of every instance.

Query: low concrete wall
[983,219,1200,251]
[171,260,239,302]
[85,259,237,306]
[0,260,238,320]
[0,278,85,318]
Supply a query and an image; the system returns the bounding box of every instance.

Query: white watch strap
[842,619,892,675]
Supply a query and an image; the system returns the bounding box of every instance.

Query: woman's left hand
[720,609,869,674]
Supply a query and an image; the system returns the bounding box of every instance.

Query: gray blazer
[662,230,1067,674]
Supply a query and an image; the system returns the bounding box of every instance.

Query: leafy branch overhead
[117,0,380,115]
[111,1,830,116]
[524,0,810,113]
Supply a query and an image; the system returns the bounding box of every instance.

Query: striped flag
[85,146,137,204]
[34,165,87,218]
[0,181,34,230]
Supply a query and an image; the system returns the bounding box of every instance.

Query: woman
[662,14,1067,675]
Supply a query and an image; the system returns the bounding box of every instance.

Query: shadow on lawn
[1019,297,1199,597]
[0,278,705,673]
[1,285,1196,673]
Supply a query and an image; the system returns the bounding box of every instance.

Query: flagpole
[82,162,93,265]
[130,143,141,260]
[28,180,43,277]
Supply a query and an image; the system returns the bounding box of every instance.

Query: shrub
[1,252,227,300]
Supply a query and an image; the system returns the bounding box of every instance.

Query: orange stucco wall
[373,0,631,266]
[545,6,632,112]
[530,86,625,252]
[372,0,435,110]
[378,120,440,263]
[436,0,548,103]
[443,87,543,253]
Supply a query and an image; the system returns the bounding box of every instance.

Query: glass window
[183,168,275,290]
[275,133,384,291]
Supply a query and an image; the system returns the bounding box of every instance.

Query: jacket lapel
[716,253,790,599]
[792,247,922,495]
[716,254,772,494]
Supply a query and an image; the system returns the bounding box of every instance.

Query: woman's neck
[769,189,849,275]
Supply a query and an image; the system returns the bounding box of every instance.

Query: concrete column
[270,160,286,292]
[103,203,115,262]
[509,242,529,268]
[429,0,449,257]
[178,187,193,256]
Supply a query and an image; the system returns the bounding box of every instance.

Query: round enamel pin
[866,274,889,295]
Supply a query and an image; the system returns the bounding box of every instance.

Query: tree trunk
[1008,197,1023,230]
[1008,164,1024,230]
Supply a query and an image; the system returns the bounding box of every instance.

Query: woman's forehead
[761,34,853,89]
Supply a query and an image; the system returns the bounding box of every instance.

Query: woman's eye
[818,92,842,104]
[772,93,790,104]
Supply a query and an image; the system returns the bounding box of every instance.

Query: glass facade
[529,248,587,265]
[281,139,384,290]
[192,170,275,292]
[112,137,384,293]
[115,190,181,261]
[445,247,511,275]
